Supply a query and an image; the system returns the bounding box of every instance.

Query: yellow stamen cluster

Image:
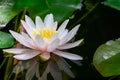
[32,28,56,39]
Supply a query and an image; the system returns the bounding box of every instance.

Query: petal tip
[79,39,84,44]
[36,16,40,19]
[25,15,29,18]
[3,49,7,53]
[21,20,24,23]
[49,13,53,16]
[76,24,81,28]
[66,19,69,22]
[9,30,15,34]
[77,56,83,60]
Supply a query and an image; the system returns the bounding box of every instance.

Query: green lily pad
[0,1,17,28]
[103,0,120,10]
[0,31,14,48]
[13,0,82,22]
[93,38,120,77]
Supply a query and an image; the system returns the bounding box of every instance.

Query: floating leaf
[0,31,14,48]
[0,1,17,28]
[103,0,120,10]
[13,0,82,22]
[93,38,120,77]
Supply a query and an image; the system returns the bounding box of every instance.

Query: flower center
[32,28,56,39]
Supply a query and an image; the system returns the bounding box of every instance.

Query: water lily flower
[3,14,84,80]
[3,14,83,61]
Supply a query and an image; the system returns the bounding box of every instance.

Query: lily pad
[13,0,82,22]
[103,0,120,10]
[93,38,120,77]
[0,1,17,28]
[0,31,14,48]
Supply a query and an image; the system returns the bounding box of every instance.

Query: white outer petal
[57,19,69,33]
[53,50,83,60]
[10,30,36,49]
[60,24,80,45]
[57,39,84,50]
[35,16,44,29]
[21,32,36,47]
[21,20,34,39]
[14,49,40,60]
[59,29,68,40]
[44,14,54,28]
[25,15,35,28]
[3,48,29,54]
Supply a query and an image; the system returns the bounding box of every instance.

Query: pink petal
[53,50,83,60]
[58,39,83,50]
[14,49,40,60]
